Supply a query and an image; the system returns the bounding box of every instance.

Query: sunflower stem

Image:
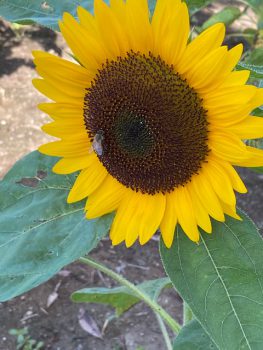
[155,312,173,350]
[183,301,193,325]
[79,256,181,334]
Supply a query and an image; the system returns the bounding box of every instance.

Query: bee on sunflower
[33,0,263,248]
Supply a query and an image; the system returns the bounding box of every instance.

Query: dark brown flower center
[84,51,209,194]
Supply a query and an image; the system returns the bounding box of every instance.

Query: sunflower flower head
[33,0,263,248]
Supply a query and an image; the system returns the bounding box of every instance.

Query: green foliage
[184,0,213,14]
[0,0,94,30]
[237,62,263,79]
[160,211,263,350]
[252,107,263,116]
[245,0,263,29]
[9,327,44,350]
[173,320,216,349]
[72,277,171,316]
[201,7,241,30]
[0,151,113,302]
[246,48,263,66]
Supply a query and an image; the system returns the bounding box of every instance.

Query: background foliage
[0,151,112,301]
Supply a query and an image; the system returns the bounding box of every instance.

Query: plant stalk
[79,256,181,334]
[155,312,173,350]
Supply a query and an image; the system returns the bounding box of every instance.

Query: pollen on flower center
[84,51,209,194]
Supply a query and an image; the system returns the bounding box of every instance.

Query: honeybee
[90,130,104,156]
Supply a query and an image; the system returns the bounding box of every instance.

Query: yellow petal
[33,79,83,104]
[125,0,152,53]
[110,191,166,246]
[110,0,128,33]
[138,193,166,245]
[94,0,129,58]
[77,6,97,35]
[204,159,236,206]
[207,104,253,127]
[85,175,127,218]
[187,182,212,234]
[67,159,107,203]
[222,43,243,75]
[152,0,189,65]
[191,172,225,222]
[249,88,263,110]
[53,155,95,174]
[38,103,83,120]
[209,130,248,164]
[178,23,225,74]
[220,70,250,88]
[160,193,178,248]
[41,120,86,138]
[227,116,263,140]
[39,138,90,157]
[59,13,105,70]
[33,50,93,83]
[110,191,138,246]
[234,146,263,167]
[186,46,228,91]
[205,85,257,109]
[212,157,247,194]
[171,186,200,242]
[221,202,241,220]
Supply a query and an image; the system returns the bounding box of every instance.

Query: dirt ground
[0,2,262,350]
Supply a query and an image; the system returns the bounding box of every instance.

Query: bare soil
[0,2,262,349]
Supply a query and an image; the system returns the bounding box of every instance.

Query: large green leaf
[160,212,263,350]
[0,151,113,302]
[201,7,241,30]
[72,277,171,316]
[173,319,217,350]
[0,0,95,30]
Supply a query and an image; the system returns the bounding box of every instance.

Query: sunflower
[33,0,263,248]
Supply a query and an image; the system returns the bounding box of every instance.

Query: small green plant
[9,327,44,350]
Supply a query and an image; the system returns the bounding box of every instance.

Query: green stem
[155,312,173,350]
[79,256,181,334]
[226,33,256,38]
[183,301,193,325]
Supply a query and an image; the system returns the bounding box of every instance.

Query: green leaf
[72,277,171,316]
[184,0,213,14]
[201,7,241,30]
[160,211,263,350]
[236,62,263,79]
[250,167,263,173]
[0,0,95,30]
[252,108,263,116]
[173,320,217,350]
[0,151,113,302]
[246,48,263,66]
